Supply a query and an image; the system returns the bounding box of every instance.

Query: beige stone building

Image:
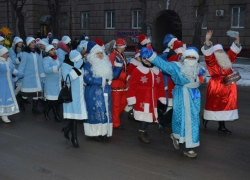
[0,0,249,56]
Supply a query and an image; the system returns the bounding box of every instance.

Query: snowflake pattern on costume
[156,76,161,84]
[84,70,89,75]
[140,102,145,109]
[95,89,103,96]
[95,101,102,107]
[140,76,148,84]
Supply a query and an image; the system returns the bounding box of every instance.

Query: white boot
[2,116,11,123]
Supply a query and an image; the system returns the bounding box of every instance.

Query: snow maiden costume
[61,50,87,148]
[83,42,123,140]
[140,46,206,158]
[57,36,71,65]
[0,45,24,123]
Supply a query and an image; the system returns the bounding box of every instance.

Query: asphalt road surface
[0,86,249,180]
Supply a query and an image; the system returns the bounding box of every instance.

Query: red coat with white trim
[201,42,241,121]
[127,65,166,122]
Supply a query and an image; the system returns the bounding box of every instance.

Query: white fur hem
[201,45,214,56]
[63,113,87,120]
[134,109,153,122]
[127,97,136,105]
[203,109,239,121]
[102,78,106,88]
[173,133,200,148]
[40,73,46,78]
[168,98,173,106]
[45,94,58,100]
[52,66,59,73]
[158,97,166,105]
[230,42,242,54]
[69,69,79,80]
[114,61,123,67]
[21,88,42,92]
[84,123,113,137]
[147,52,157,62]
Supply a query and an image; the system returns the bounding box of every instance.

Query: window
[132,10,141,29]
[196,8,207,29]
[105,11,115,29]
[81,12,90,29]
[231,6,245,28]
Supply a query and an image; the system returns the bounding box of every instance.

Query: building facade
[0,0,250,56]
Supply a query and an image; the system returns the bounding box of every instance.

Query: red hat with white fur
[116,38,127,48]
[213,44,223,52]
[134,49,140,58]
[138,34,151,46]
[172,40,183,51]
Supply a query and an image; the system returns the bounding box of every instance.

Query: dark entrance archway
[153,10,182,53]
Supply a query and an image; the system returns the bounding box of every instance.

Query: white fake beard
[214,52,232,70]
[181,59,200,83]
[87,53,113,80]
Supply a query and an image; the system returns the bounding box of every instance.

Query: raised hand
[235,32,240,45]
[205,30,213,46]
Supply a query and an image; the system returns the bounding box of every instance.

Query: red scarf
[51,54,57,60]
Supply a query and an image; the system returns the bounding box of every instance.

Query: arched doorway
[153,10,182,53]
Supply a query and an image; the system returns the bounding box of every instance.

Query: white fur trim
[127,97,136,105]
[168,98,173,106]
[147,52,157,62]
[71,54,82,62]
[52,66,59,73]
[45,45,54,52]
[151,66,159,75]
[84,123,113,137]
[27,38,35,46]
[213,44,223,52]
[90,45,103,54]
[130,58,141,66]
[13,69,18,75]
[144,103,150,113]
[62,37,71,44]
[137,65,149,74]
[133,109,153,122]
[40,73,45,78]
[69,69,79,80]
[168,38,177,48]
[201,45,214,57]
[182,49,199,60]
[63,112,87,120]
[15,39,23,45]
[173,133,200,148]
[0,47,8,57]
[134,53,140,58]
[230,42,242,54]
[102,78,106,88]
[116,45,127,48]
[45,94,58,100]
[40,40,48,46]
[163,48,170,53]
[141,38,151,45]
[203,109,238,121]
[114,61,123,67]
[158,97,166,105]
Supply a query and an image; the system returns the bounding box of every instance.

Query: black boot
[71,120,80,148]
[43,100,52,119]
[32,99,41,114]
[61,120,73,140]
[52,105,62,122]
[19,98,25,112]
[203,118,209,128]
[218,121,232,133]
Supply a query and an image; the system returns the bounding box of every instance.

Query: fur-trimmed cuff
[201,45,213,57]
[13,69,18,75]
[52,66,59,73]
[159,97,167,105]
[127,97,136,105]
[230,42,242,54]
[15,58,20,64]
[40,73,46,78]
[69,69,79,80]
[102,78,106,88]
[168,98,173,106]
[147,52,157,62]
[115,61,123,67]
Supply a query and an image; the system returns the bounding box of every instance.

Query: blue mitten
[140,47,154,59]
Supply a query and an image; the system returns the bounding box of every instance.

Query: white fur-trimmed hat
[62,36,71,44]
[14,37,23,45]
[52,39,59,44]
[26,37,35,46]
[213,44,223,52]
[40,38,49,46]
[0,36,4,42]
[45,44,54,52]
[182,47,199,60]
[0,45,8,57]
[69,50,82,62]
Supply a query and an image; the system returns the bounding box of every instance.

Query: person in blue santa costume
[57,36,71,65]
[18,37,45,114]
[42,44,62,122]
[61,50,87,148]
[52,39,59,51]
[140,46,206,158]
[0,45,24,123]
[83,41,123,141]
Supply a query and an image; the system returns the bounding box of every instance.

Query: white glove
[227,30,239,38]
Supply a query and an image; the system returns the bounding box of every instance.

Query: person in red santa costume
[109,38,128,129]
[201,30,242,133]
[138,34,151,48]
[127,49,142,81]
[127,49,166,143]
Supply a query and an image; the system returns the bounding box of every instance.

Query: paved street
[0,86,250,180]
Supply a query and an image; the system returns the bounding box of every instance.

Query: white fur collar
[130,58,142,67]
[0,57,6,62]
[137,65,160,75]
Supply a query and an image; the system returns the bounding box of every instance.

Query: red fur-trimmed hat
[138,34,151,46]
[116,38,127,48]
[134,49,140,58]
[172,40,183,51]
